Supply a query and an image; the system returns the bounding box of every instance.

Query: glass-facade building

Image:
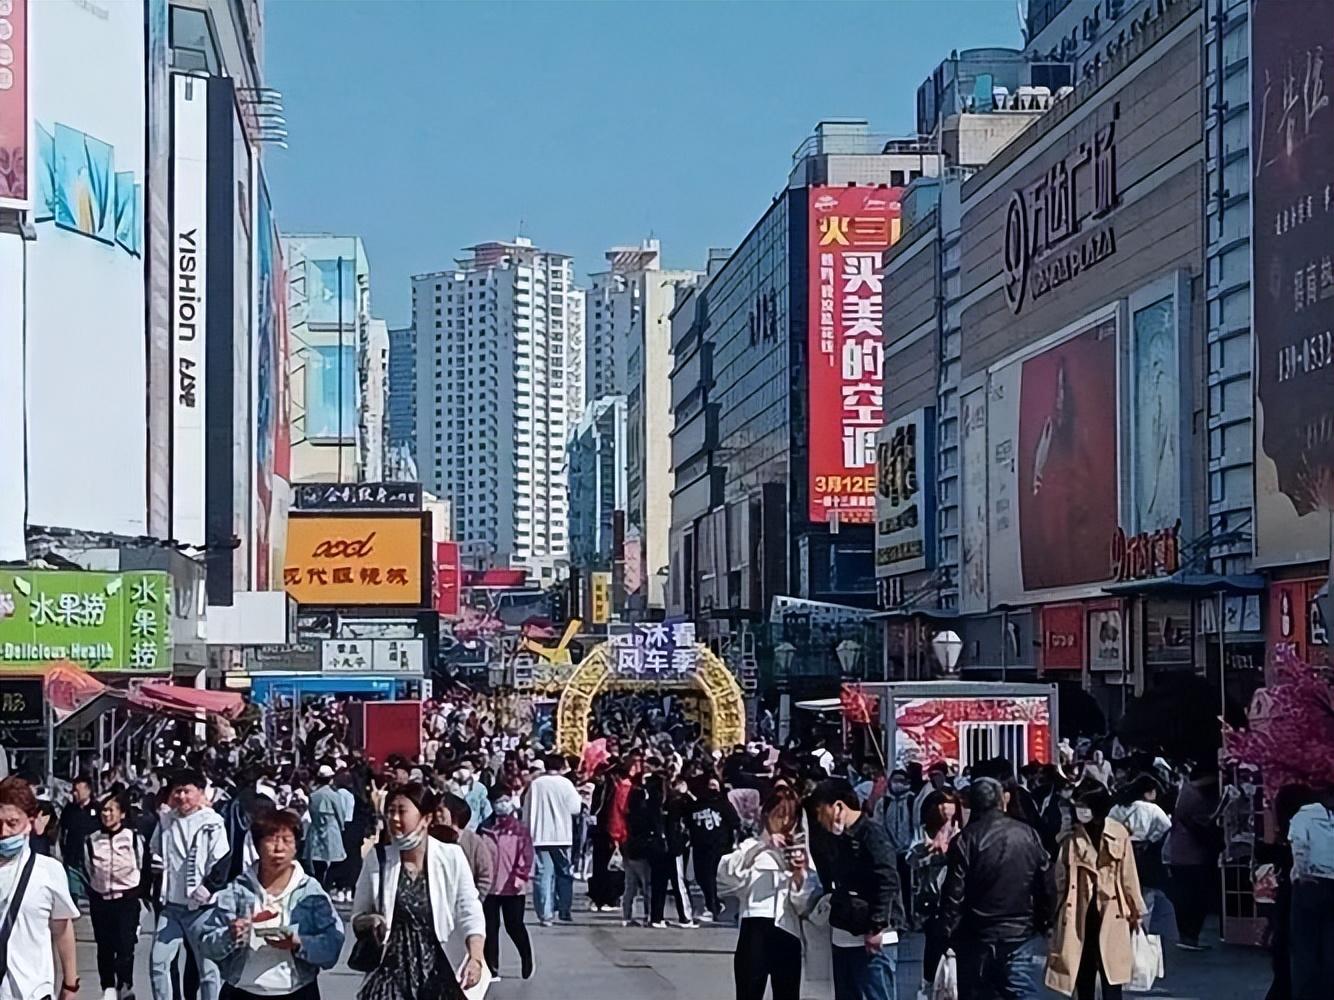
[387,325,415,450]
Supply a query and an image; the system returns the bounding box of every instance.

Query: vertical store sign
[875,407,935,576]
[1251,0,1334,567]
[0,0,29,209]
[435,541,460,618]
[959,387,989,614]
[171,75,208,547]
[808,186,902,523]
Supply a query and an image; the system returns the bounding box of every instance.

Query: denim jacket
[196,863,346,988]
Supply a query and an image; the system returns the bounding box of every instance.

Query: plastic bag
[1127,929,1164,993]
[931,949,958,1000]
[608,847,624,872]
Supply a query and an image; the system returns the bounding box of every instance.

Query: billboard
[0,0,29,209]
[808,185,902,524]
[875,407,935,577]
[27,0,146,535]
[254,179,281,589]
[892,695,1052,771]
[1088,602,1125,673]
[171,74,207,547]
[959,387,989,613]
[1128,281,1185,534]
[306,344,358,441]
[306,257,358,329]
[988,312,1119,604]
[1252,0,1334,567]
[283,513,428,607]
[0,569,172,672]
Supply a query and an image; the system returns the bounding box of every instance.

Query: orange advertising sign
[283,514,427,607]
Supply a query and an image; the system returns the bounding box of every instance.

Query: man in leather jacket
[939,777,1052,999]
[810,779,903,1000]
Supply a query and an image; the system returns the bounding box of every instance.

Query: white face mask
[829,805,847,836]
[1075,806,1095,825]
[393,826,427,852]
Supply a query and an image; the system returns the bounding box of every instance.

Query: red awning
[130,682,244,720]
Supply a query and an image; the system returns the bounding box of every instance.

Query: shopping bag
[931,949,958,1000]
[1127,929,1165,992]
[608,846,624,872]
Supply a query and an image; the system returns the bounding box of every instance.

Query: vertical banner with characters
[1252,0,1334,566]
[808,186,902,523]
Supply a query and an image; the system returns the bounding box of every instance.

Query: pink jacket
[481,817,534,896]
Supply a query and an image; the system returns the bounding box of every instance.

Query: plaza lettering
[1110,520,1182,582]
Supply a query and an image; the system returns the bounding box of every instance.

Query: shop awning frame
[1101,571,1265,597]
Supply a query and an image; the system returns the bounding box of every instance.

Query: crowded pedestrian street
[62,897,1267,1000]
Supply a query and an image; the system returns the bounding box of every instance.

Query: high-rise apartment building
[580,240,698,615]
[412,238,584,582]
[387,326,416,451]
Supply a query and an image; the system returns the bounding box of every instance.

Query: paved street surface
[78,906,1269,1000]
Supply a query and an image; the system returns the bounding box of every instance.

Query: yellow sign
[283,514,425,607]
[590,572,611,624]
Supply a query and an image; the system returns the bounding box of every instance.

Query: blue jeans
[955,935,1045,1000]
[532,845,573,922]
[150,903,220,1000]
[831,942,897,1000]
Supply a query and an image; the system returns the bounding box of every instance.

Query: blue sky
[266,0,1022,328]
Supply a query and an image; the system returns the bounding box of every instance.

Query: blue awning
[1102,572,1265,597]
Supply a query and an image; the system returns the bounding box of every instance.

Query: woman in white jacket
[351,783,486,1000]
[717,787,819,1000]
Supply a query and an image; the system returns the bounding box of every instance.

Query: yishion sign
[1004,104,1121,315]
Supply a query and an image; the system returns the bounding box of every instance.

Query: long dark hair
[386,781,439,819]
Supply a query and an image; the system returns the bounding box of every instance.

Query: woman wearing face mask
[84,793,148,1000]
[478,789,535,980]
[1046,784,1145,1000]
[910,787,962,989]
[716,787,817,1000]
[351,783,487,1000]
[197,809,345,1000]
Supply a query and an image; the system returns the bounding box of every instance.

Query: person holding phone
[196,809,345,1000]
[717,787,819,1000]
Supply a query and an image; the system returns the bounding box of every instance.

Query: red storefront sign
[1040,602,1085,671]
[807,186,902,524]
[1268,578,1330,671]
[435,541,460,618]
[1110,520,1181,582]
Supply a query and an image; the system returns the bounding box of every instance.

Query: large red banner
[0,0,28,209]
[808,186,902,523]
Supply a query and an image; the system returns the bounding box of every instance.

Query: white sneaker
[698,911,714,923]
[677,920,698,929]
[102,988,118,1000]
[650,920,670,929]
[621,918,638,927]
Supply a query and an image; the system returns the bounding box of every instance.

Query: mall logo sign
[1004,104,1122,315]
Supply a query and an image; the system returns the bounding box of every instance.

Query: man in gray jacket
[439,792,496,896]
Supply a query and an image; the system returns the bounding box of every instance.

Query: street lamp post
[836,638,863,679]
[931,629,963,677]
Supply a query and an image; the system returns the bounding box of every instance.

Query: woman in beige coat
[1046,783,1146,999]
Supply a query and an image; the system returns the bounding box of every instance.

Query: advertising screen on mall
[807,186,902,524]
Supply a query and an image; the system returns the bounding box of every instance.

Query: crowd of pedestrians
[0,695,1331,1000]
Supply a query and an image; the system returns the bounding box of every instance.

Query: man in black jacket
[939,777,1052,999]
[810,779,902,1000]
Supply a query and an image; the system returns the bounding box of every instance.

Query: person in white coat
[351,783,486,1000]
[717,787,819,1000]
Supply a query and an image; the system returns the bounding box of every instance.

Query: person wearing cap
[305,765,345,889]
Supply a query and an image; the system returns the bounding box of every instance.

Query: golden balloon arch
[555,642,746,756]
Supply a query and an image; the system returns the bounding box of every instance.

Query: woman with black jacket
[620,774,665,927]
[655,777,696,928]
[686,775,739,921]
